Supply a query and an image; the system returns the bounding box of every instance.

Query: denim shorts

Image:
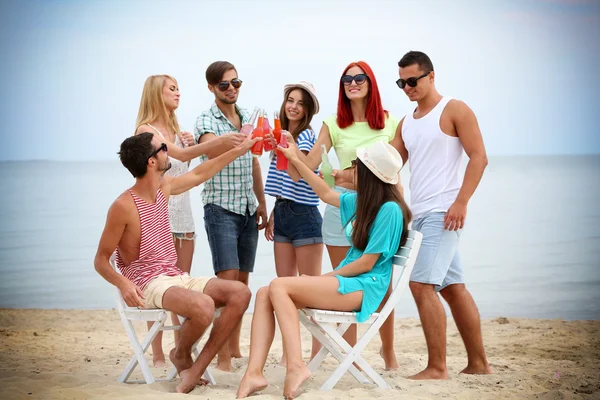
[273,198,323,247]
[172,232,196,248]
[409,211,464,291]
[322,186,355,247]
[203,204,258,274]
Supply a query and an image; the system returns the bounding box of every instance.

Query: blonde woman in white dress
[134,74,197,367]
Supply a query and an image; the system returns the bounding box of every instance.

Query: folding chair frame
[110,257,216,385]
[299,230,423,390]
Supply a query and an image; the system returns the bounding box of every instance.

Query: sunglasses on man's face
[341,74,368,86]
[216,78,242,91]
[148,142,167,160]
[396,71,430,89]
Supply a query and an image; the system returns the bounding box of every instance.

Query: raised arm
[287,123,333,182]
[278,133,340,207]
[135,125,243,163]
[445,100,488,230]
[197,131,247,159]
[164,136,261,197]
[93,199,145,307]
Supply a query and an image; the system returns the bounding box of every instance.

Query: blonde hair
[135,75,182,142]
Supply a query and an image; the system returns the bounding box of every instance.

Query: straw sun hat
[283,81,320,114]
[356,141,403,184]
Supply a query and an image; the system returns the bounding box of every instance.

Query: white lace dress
[147,124,195,234]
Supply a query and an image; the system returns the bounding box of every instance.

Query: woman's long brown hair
[348,159,412,250]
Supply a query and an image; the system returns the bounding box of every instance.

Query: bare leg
[229,271,249,359]
[172,233,195,344]
[325,245,355,344]
[169,279,251,393]
[161,287,216,377]
[269,276,363,399]
[296,243,324,360]
[440,284,492,375]
[377,281,399,370]
[237,287,274,398]
[147,321,166,367]
[214,269,239,371]
[274,242,298,367]
[174,233,195,274]
[408,282,449,380]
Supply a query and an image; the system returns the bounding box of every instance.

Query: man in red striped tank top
[94,132,260,393]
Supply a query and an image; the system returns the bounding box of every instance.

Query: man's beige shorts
[143,274,213,309]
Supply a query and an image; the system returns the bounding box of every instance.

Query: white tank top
[147,124,195,233]
[401,97,463,219]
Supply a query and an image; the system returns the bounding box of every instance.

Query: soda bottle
[320,144,335,187]
[262,111,274,151]
[276,132,289,170]
[251,109,265,157]
[272,110,282,145]
[240,107,260,135]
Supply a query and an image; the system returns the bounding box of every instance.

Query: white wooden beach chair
[298,230,422,390]
[110,255,217,385]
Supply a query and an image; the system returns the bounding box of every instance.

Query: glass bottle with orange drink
[251,109,265,157]
[262,110,274,152]
[272,110,282,145]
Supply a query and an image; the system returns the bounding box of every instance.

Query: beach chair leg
[118,318,163,384]
[319,323,389,390]
[299,315,368,385]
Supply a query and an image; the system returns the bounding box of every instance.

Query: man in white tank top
[391,51,492,379]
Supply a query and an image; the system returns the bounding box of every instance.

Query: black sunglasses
[396,72,430,89]
[341,74,368,86]
[217,78,242,91]
[148,142,167,160]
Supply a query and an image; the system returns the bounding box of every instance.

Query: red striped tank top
[115,189,182,290]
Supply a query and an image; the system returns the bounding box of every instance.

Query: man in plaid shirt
[194,61,267,372]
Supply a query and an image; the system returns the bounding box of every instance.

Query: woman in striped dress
[264,82,323,362]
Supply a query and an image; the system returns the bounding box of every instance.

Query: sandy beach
[0,309,598,399]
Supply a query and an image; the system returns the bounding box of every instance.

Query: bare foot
[175,369,209,394]
[216,359,233,372]
[279,355,287,367]
[460,363,492,375]
[230,351,243,358]
[236,373,268,398]
[153,357,166,368]
[283,365,311,400]
[408,367,449,380]
[379,347,399,371]
[169,348,193,374]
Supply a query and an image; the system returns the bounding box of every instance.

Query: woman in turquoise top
[237,140,412,400]
[287,61,401,369]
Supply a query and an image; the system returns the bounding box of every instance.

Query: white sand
[0,309,599,399]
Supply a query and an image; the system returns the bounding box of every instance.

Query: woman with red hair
[286,61,401,370]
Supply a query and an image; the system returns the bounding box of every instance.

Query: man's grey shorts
[410,212,464,291]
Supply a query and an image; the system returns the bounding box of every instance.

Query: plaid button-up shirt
[194,103,257,216]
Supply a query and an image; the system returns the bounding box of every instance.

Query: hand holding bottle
[277,131,298,163]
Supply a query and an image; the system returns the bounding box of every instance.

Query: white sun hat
[283,81,320,114]
[355,141,403,184]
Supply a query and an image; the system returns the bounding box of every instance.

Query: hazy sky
[1,0,599,161]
